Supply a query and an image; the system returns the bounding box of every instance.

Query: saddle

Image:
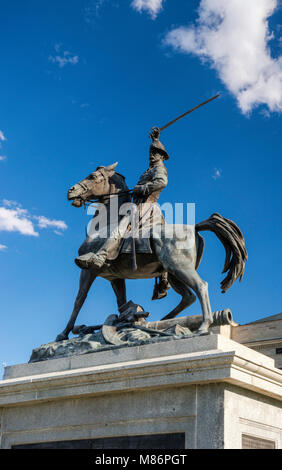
[120,236,153,255]
[79,232,153,260]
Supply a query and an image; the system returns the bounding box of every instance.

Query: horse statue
[55,163,247,342]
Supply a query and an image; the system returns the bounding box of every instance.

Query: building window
[242,434,276,449]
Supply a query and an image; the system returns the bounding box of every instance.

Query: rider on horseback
[75,127,170,299]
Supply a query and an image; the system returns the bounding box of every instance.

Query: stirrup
[152,276,170,301]
[152,290,168,301]
[152,284,168,301]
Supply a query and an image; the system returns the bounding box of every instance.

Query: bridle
[80,169,133,206]
[74,169,111,205]
[76,181,89,194]
[77,170,132,236]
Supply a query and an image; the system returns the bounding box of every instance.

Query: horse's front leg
[55,269,97,342]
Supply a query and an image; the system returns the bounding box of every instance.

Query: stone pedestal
[1,335,281,449]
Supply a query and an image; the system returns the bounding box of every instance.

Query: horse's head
[67,162,127,207]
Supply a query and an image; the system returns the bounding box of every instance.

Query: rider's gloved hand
[133,185,147,196]
[149,127,160,141]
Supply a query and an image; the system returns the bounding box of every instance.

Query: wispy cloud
[164,0,282,115]
[2,199,18,207]
[71,100,91,109]
[0,130,6,142]
[212,168,222,180]
[0,156,7,162]
[0,244,7,251]
[84,0,108,22]
[131,0,164,19]
[34,215,67,232]
[0,200,68,237]
[49,45,79,68]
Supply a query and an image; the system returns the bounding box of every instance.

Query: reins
[82,189,134,238]
[84,189,134,206]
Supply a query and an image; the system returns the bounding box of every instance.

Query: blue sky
[0,0,281,371]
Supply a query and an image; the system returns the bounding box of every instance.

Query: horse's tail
[195,213,248,293]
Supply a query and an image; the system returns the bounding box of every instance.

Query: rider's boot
[152,273,170,300]
[75,215,130,270]
[75,249,107,269]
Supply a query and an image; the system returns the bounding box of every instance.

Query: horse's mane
[110,171,129,193]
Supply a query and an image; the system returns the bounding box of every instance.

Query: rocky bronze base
[29,302,233,363]
[29,330,185,363]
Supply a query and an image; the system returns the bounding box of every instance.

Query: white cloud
[0,200,68,237]
[49,46,79,68]
[0,130,6,142]
[0,206,39,237]
[0,244,7,251]
[0,156,7,161]
[131,0,164,19]
[164,0,282,114]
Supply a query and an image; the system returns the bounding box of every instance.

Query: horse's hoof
[55,333,69,342]
[194,322,212,336]
[194,328,212,336]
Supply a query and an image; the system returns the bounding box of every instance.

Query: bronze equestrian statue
[55,127,247,342]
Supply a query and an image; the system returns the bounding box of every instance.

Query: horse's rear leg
[161,274,196,320]
[56,269,96,342]
[172,267,213,334]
